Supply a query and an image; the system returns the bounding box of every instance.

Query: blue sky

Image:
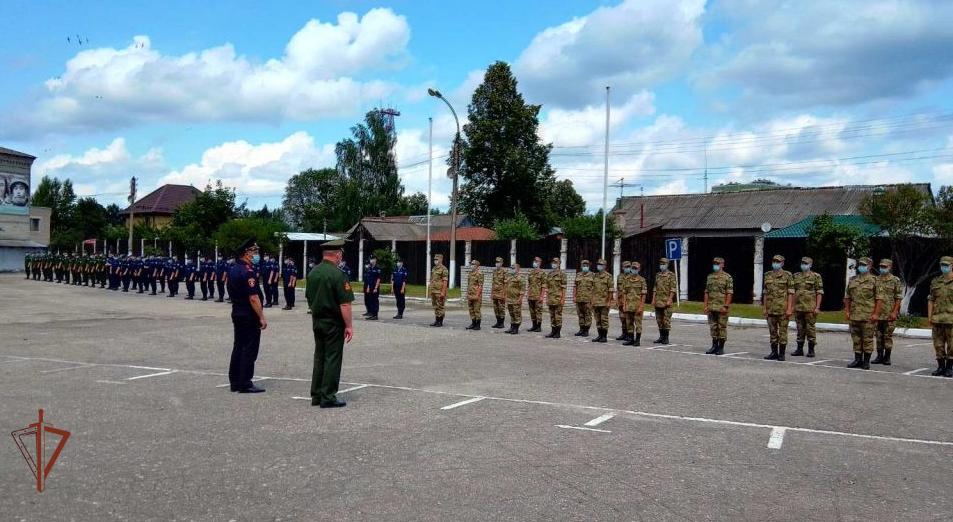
[2,0,953,217]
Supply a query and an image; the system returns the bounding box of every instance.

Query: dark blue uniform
[282,262,299,309]
[364,263,381,318]
[131,258,143,292]
[183,261,197,299]
[227,259,264,391]
[393,264,408,318]
[107,256,120,290]
[200,260,215,300]
[166,259,180,297]
[146,257,158,295]
[121,257,132,292]
[215,259,228,302]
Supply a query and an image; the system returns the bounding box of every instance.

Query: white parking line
[441,397,486,410]
[767,427,786,449]
[95,380,127,385]
[725,352,749,357]
[555,425,611,434]
[584,413,615,427]
[904,342,934,348]
[126,369,176,381]
[41,364,94,373]
[805,359,834,366]
[339,384,369,394]
[904,368,932,376]
[215,377,270,388]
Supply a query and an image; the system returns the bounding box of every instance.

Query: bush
[895,314,921,329]
[561,211,622,239]
[493,212,538,240]
[372,248,396,279]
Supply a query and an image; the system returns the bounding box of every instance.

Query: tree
[104,203,124,226]
[372,248,397,280]
[281,168,341,230]
[169,181,242,254]
[561,211,622,239]
[493,212,538,240]
[459,61,557,233]
[388,192,429,217]
[860,184,938,313]
[214,217,289,257]
[548,180,586,221]
[335,109,404,229]
[72,197,108,240]
[805,213,869,269]
[31,176,80,251]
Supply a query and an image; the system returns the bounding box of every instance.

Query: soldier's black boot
[705,338,719,355]
[713,339,725,355]
[931,359,945,376]
[791,342,804,356]
[545,327,556,338]
[473,319,481,331]
[634,333,641,346]
[529,321,541,333]
[945,359,953,378]
[552,326,560,339]
[778,344,786,361]
[591,329,607,343]
[623,332,637,346]
[465,320,476,330]
[872,347,885,365]
[430,316,441,327]
[615,330,627,341]
[861,352,871,370]
[492,316,505,329]
[507,323,520,334]
[882,349,891,366]
[806,342,816,358]
[847,353,863,368]
[764,343,779,360]
[574,327,587,336]
[660,329,670,345]
[653,331,664,343]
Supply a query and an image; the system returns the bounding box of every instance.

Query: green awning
[765,215,881,239]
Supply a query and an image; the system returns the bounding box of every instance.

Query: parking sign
[665,238,682,260]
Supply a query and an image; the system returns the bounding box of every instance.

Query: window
[30,218,40,232]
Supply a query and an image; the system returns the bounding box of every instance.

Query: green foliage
[372,248,396,279]
[860,184,934,238]
[31,176,77,242]
[895,314,921,329]
[548,180,586,221]
[561,211,622,239]
[213,217,289,258]
[493,212,539,240]
[388,192,430,217]
[282,167,342,231]
[805,214,869,267]
[459,61,557,233]
[104,203,124,226]
[170,181,242,253]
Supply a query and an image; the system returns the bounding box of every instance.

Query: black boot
[430,316,443,327]
[615,330,627,341]
[623,332,638,346]
[660,329,670,345]
[575,327,589,337]
[633,333,641,346]
[551,327,561,339]
[778,344,786,361]
[882,349,891,366]
[764,343,779,360]
[545,327,556,338]
[714,339,725,355]
[872,348,885,365]
[791,342,805,356]
[473,319,481,331]
[945,359,953,378]
[807,342,816,358]
[507,323,520,334]
[931,359,946,376]
[653,332,665,343]
[847,353,863,368]
[591,329,607,343]
[705,338,719,355]
[465,320,476,330]
[529,321,541,333]
[861,352,871,370]
[492,317,505,329]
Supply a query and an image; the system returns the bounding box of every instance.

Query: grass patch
[295,279,461,299]
[671,301,926,327]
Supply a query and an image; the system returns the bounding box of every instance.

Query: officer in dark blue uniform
[157,257,167,294]
[167,257,180,297]
[339,260,352,281]
[131,255,143,293]
[268,255,280,307]
[183,258,197,299]
[146,256,159,295]
[215,257,228,302]
[281,258,298,310]
[259,253,272,308]
[120,255,132,292]
[363,255,381,320]
[199,256,211,300]
[392,257,408,319]
[227,237,267,393]
[107,254,119,290]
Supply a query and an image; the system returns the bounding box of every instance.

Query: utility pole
[428,89,460,288]
[601,86,610,260]
[704,144,709,193]
[127,176,137,256]
[426,117,433,287]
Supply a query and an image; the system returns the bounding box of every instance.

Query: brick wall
[461,267,578,304]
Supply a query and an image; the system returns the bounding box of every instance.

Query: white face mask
[533,261,540,268]
[496,263,502,268]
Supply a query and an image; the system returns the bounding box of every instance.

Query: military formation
[24,251,301,310]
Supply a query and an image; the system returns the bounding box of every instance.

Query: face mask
[659,265,667,272]
[801,264,811,272]
[370,260,376,265]
[712,264,721,272]
[879,268,889,275]
[596,265,605,272]
[309,263,315,268]
[551,263,558,269]
[857,265,868,274]
[942,265,951,274]
[496,263,502,268]
[397,262,403,267]
[624,268,631,274]
[434,259,440,266]
[582,266,590,273]
[252,255,261,265]
[532,262,540,268]
[633,268,640,275]
[771,262,782,270]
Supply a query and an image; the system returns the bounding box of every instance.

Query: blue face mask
[533,262,540,268]
[879,268,889,275]
[659,265,667,272]
[712,264,721,272]
[252,255,260,265]
[942,265,951,274]
[582,266,590,273]
[857,265,868,274]
[801,264,811,272]
[596,265,605,272]
[633,268,640,275]
[771,262,782,270]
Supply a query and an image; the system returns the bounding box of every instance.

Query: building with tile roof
[119,184,202,228]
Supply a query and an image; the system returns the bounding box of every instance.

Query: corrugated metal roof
[614,183,931,237]
[347,214,474,241]
[764,215,881,238]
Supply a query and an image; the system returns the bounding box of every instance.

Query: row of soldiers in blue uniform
[26,252,301,309]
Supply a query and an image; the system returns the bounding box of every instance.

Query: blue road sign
[665,238,682,260]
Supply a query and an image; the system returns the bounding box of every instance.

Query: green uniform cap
[941,256,953,265]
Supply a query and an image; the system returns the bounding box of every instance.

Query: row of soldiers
[24,252,301,309]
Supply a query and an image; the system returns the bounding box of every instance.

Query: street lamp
[428,88,461,288]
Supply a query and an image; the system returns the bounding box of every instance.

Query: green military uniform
[491,258,508,328]
[590,259,613,343]
[545,258,566,338]
[874,259,903,365]
[505,265,525,333]
[467,263,484,326]
[305,242,355,406]
[844,257,881,369]
[792,257,824,356]
[527,261,546,332]
[653,258,677,345]
[615,262,632,341]
[928,256,953,377]
[763,254,794,361]
[622,263,647,346]
[574,260,594,336]
[24,253,30,279]
[705,257,733,355]
[430,255,450,326]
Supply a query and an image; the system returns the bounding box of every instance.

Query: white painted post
[391,239,397,253]
[510,239,517,266]
[302,240,308,273]
[845,256,856,288]
[560,238,568,269]
[358,238,365,282]
[612,238,622,290]
[679,236,690,301]
[465,240,472,265]
[753,235,765,303]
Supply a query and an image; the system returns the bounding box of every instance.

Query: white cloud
[515,0,705,108]
[4,8,410,138]
[540,91,655,147]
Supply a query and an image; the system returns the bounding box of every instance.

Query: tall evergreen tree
[335,109,404,229]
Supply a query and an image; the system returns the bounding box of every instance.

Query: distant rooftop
[119,184,202,215]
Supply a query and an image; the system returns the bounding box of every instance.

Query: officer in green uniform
[762,254,794,361]
[574,260,594,336]
[622,261,647,346]
[873,258,903,365]
[927,256,953,377]
[544,257,566,338]
[615,261,632,341]
[653,257,677,344]
[792,256,824,357]
[844,257,882,370]
[527,256,545,332]
[305,239,355,408]
[704,257,733,355]
[505,262,525,334]
[430,254,449,327]
[491,257,507,329]
[466,259,484,331]
[24,253,31,279]
[590,258,614,343]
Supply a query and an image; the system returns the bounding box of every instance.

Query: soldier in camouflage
[622,261,647,346]
[873,259,903,365]
[465,259,484,331]
[429,254,449,327]
[927,256,953,377]
[844,257,882,370]
[527,256,546,332]
[762,254,794,361]
[615,261,632,341]
[505,262,525,334]
[792,256,824,357]
[653,257,677,345]
[491,257,508,329]
[590,258,614,343]
[574,260,594,337]
[704,257,733,355]
[544,258,566,338]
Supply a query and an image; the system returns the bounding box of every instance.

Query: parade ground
[2,273,953,521]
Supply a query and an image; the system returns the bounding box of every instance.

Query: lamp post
[428,88,461,288]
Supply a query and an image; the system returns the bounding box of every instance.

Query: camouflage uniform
[527,263,546,331]
[429,256,449,324]
[574,261,594,335]
[615,262,632,340]
[653,257,677,344]
[793,257,824,356]
[928,256,953,376]
[505,266,525,332]
[467,265,484,323]
[622,265,647,346]
[763,254,794,360]
[590,259,614,342]
[844,257,880,369]
[545,259,566,335]
[705,258,733,348]
[874,259,903,365]
[491,258,508,327]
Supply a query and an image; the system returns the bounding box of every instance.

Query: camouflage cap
[941,256,953,266]
[713,257,725,264]
[495,256,504,263]
[857,257,872,266]
[772,254,785,262]
[659,257,669,264]
[551,257,560,264]
[801,256,813,264]
[597,258,607,265]
[632,261,641,268]
[622,261,632,268]
[434,253,444,260]
[581,259,590,265]
[879,259,893,267]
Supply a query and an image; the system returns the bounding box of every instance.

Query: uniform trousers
[311,319,345,404]
[228,316,261,390]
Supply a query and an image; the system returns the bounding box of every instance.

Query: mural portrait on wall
[0,172,29,211]
[0,175,9,204]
